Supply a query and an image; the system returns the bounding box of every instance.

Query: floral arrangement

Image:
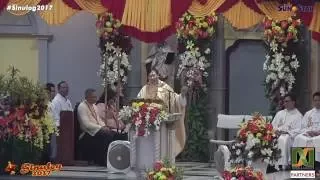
[263,16,301,114]
[0,67,58,149]
[118,101,168,136]
[0,67,58,174]
[175,12,217,90]
[146,160,183,180]
[96,12,133,88]
[222,165,264,180]
[229,113,281,166]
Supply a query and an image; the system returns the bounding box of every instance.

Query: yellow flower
[207,27,214,34]
[138,102,144,107]
[256,133,262,137]
[106,28,113,32]
[202,22,208,28]
[115,21,121,28]
[159,175,167,180]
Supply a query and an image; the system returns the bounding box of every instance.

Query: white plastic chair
[210,114,272,174]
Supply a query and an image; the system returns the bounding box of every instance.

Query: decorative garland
[175,12,217,91]
[263,15,301,113]
[96,13,133,88]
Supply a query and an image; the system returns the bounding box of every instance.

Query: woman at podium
[137,69,188,157]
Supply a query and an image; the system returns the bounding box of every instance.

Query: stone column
[310,38,320,101]
[126,38,142,99]
[141,42,148,84]
[36,34,52,84]
[209,15,227,159]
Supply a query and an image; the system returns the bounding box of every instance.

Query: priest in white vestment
[137,69,188,157]
[272,93,303,168]
[293,92,320,162]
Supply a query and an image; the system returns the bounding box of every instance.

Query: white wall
[36,12,103,105]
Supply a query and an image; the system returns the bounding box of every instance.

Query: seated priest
[272,93,303,169]
[293,92,320,164]
[77,88,114,166]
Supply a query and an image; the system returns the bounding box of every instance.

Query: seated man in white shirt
[50,81,73,162]
[272,93,303,170]
[77,88,114,166]
[293,92,320,166]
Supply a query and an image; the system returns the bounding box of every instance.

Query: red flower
[137,126,145,136]
[249,124,259,133]
[263,135,272,141]
[154,161,164,172]
[206,16,215,25]
[281,20,288,29]
[266,123,273,131]
[239,129,247,139]
[223,171,232,180]
[168,176,174,180]
[0,118,8,127]
[200,31,208,38]
[238,176,245,180]
[264,19,272,29]
[188,21,195,29]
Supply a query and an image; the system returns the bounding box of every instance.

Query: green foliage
[0,66,48,106]
[178,93,209,162]
[0,138,42,175]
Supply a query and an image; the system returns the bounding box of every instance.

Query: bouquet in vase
[229,113,281,166]
[146,160,183,180]
[118,100,168,137]
[223,165,263,180]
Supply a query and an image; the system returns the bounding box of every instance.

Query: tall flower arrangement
[96,12,133,88]
[263,16,301,115]
[175,12,217,91]
[229,114,281,166]
[0,67,58,174]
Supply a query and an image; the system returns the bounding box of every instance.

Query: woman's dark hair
[46,83,55,92]
[313,91,320,99]
[96,87,117,104]
[284,93,297,102]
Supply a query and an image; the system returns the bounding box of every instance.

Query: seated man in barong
[137,69,188,157]
[293,92,320,165]
[272,93,303,170]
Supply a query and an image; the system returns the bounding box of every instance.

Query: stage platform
[0,162,298,180]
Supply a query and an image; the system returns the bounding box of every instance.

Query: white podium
[129,113,181,178]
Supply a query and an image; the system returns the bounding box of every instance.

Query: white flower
[290,60,300,69]
[278,72,285,79]
[284,66,290,72]
[284,55,290,61]
[248,151,254,158]
[263,61,268,71]
[247,160,252,166]
[105,42,114,51]
[270,40,278,52]
[236,149,241,155]
[204,48,211,54]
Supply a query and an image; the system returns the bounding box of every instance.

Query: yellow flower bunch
[96,12,122,39]
[263,16,301,43]
[176,12,217,40]
[132,102,144,109]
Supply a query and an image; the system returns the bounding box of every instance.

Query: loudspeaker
[107,140,131,173]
